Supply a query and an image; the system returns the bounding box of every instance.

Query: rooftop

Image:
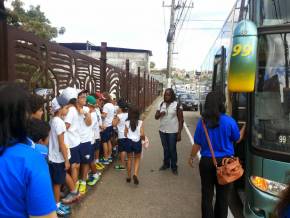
[59,43,152,56]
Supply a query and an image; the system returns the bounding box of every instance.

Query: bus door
[212,46,226,94]
[232,92,248,202]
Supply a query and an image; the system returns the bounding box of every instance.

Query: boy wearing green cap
[86,95,102,186]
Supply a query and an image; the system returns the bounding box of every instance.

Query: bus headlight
[250,176,287,197]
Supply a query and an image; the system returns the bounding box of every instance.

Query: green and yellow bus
[200,0,290,217]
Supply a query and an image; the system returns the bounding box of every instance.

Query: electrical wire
[163,4,167,37]
[175,0,192,42]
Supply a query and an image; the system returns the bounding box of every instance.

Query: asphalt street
[71,102,243,218]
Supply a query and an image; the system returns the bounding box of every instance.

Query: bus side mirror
[228,20,258,92]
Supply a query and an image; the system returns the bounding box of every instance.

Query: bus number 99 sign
[278,135,287,144]
[232,44,253,57]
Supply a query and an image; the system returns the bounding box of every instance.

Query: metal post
[166,0,176,88]
[100,42,107,92]
[137,67,140,110]
[147,75,150,106]
[150,77,154,104]
[126,59,130,101]
[143,71,146,111]
[0,0,8,81]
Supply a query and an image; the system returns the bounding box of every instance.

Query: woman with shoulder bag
[155,88,184,175]
[188,91,245,218]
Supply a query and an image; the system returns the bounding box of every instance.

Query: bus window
[212,47,226,93]
[260,0,290,26]
[254,33,290,155]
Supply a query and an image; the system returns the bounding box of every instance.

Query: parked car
[178,94,199,111]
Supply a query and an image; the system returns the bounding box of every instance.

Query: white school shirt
[114,105,119,115]
[64,106,81,148]
[158,101,181,133]
[125,120,143,142]
[91,110,100,143]
[117,112,128,139]
[96,108,102,138]
[49,116,68,163]
[78,106,93,143]
[103,102,115,127]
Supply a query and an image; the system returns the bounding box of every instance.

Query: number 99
[232,44,242,56]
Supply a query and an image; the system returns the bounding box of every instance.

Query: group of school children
[27,87,145,216]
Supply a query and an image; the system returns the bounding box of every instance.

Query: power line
[182,27,222,30]
[181,19,224,22]
[175,0,193,43]
[163,5,167,37]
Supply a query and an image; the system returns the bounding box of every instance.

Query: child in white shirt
[49,98,77,215]
[112,100,128,171]
[125,107,145,185]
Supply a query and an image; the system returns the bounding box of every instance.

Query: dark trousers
[199,157,230,218]
[159,131,177,170]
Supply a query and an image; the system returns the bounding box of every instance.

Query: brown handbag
[202,120,244,185]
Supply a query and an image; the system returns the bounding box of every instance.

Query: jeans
[159,131,177,170]
[199,157,230,218]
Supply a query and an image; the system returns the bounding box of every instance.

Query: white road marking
[184,121,234,218]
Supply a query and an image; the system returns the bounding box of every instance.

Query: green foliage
[150,61,156,69]
[6,0,65,40]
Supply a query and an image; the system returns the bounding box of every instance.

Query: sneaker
[56,203,71,216]
[95,163,103,170]
[103,159,110,165]
[62,192,79,204]
[87,176,97,186]
[75,180,80,192]
[114,165,126,171]
[108,157,113,163]
[99,158,105,163]
[78,182,87,195]
[87,174,101,186]
[98,163,105,169]
[172,169,178,175]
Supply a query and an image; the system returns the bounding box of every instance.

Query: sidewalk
[71,99,201,218]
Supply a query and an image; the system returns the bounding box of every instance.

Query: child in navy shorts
[112,99,128,171]
[48,97,73,216]
[125,107,145,185]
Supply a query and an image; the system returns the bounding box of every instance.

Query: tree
[150,61,156,69]
[6,0,65,40]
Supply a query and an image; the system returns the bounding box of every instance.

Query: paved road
[71,102,243,218]
[71,100,201,218]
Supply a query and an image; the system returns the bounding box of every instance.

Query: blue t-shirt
[281,205,290,218]
[35,144,48,159]
[194,114,240,158]
[0,143,56,218]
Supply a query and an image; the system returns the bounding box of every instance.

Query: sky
[6,0,236,71]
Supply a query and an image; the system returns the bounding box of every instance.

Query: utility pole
[163,0,194,88]
[165,0,176,88]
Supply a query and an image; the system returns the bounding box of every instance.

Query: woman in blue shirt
[275,184,290,218]
[0,83,57,218]
[189,91,245,218]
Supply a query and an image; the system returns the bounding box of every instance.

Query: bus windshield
[261,0,290,26]
[254,33,290,155]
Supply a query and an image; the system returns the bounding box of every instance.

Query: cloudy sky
[6,0,236,70]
